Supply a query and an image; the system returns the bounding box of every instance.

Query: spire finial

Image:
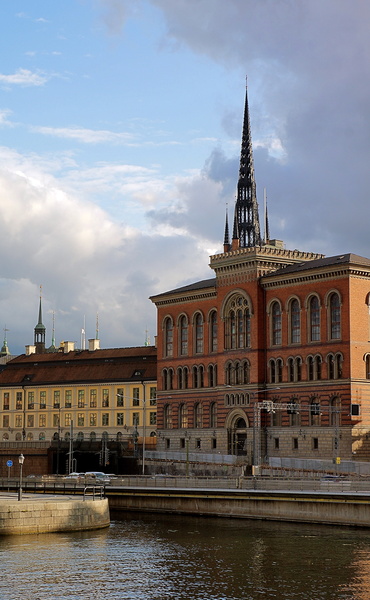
[223,203,230,251]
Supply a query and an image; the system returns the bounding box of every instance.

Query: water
[1,513,370,600]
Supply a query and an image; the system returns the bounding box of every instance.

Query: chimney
[88,338,100,351]
[63,341,75,353]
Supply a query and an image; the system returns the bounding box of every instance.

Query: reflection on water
[1,513,370,599]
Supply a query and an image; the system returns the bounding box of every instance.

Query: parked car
[85,471,110,484]
[64,472,84,480]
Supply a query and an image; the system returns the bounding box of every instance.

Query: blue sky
[0,0,370,354]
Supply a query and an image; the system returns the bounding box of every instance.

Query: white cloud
[0,68,48,87]
[31,125,135,144]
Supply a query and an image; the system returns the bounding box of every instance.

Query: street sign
[6,460,13,468]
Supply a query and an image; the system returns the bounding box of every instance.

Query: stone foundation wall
[0,497,110,535]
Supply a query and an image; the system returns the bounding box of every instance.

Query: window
[90,389,97,408]
[133,413,139,426]
[162,368,173,391]
[78,390,85,408]
[117,413,124,426]
[78,413,84,427]
[351,404,360,417]
[3,392,9,410]
[15,415,22,428]
[179,403,188,428]
[102,413,109,426]
[39,391,46,409]
[288,358,294,382]
[27,414,34,427]
[90,413,97,427]
[208,364,217,387]
[210,402,217,428]
[163,404,172,428]
[272,302,282,345]
[16,392,23,410]
[194,403,203,428]
[310,399,320,426]
[39,414,46,427]
[149,387,157,405]
[210,310,218,352]
[269,359,282,384]
[65,390,72,408]
[53,390,60,408]
[64,412,72,427]
[132,388,140,406]
[224,294,251,350]
[287,399,299,426]
[290,299,301,344]
[179,315,188,355]
[53,414,59,427]
[312,437,319,450]
[274,437,280,450]
[309,296,320,342]
[329,293,341,340]
[117,388,124,407]
[330,397,341,426]
[366,355,370,379]
[195,313,204,353]
[164,317,173,357]
[196,439,201,449]
[293,438,298,450]
[102,389,109,407]
[28,391,35,409]
[3,415,9,427]
[150,412,156,425]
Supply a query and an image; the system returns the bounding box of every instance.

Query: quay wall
[107,487,370,528]
[0,498,110,535]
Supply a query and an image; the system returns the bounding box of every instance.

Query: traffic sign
[6,460,13,467]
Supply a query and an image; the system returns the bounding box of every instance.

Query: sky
[0,0,370,355]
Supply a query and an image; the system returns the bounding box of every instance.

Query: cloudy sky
[0,0,369,354]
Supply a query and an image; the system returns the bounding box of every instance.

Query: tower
[34,287,46,353]
[233,79,261,248]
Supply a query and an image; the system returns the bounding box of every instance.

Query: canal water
[1,513,370,600]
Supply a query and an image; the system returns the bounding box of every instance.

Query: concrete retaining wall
[0,497,110,535]
[107,487,370,528]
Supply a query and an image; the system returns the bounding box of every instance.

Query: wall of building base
[0,498,110,535]
[108,488,370,528]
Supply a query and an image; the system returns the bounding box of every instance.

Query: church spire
[34,285,46,353]
[233,78,261,248]
[223,205,230,252]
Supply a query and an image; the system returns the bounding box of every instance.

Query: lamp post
[18,453,24,501]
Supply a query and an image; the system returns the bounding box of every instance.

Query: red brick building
[151,85,370,467]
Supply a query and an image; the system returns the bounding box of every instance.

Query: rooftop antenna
[96,312,99,340]
[81,315,86,350]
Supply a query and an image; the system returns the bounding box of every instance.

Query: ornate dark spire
[233,79,261,248]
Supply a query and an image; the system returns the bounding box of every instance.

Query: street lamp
[18,453,24,501]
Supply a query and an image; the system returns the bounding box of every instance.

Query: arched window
[288,357,294,382]
[194,403,203,428]
[327,353,335,379]
[210,402,217,428]
[271,302,282,345]
[296,357,302,381]
[310,398,320,426]
[225,362,232,385]
[276,358,283,383]
[331,396,341,426]
[307,356,314,380]
[329,293,341,340]
[210,311,218,352]
[178,403,188,428]
[164,317,173,357]
[290,298,301,344]
[287,399,299,426]
[366,354,370,379]
[194,313,204,354]
[162,368,173,391]
[163,404,172,429]
[224,294,251,350]
[242,360,250,384]
[208,364,217,387]
[179,315,188,355]
[309,296,320,342]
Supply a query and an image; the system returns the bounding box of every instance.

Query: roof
[150,277,216,300]
[0,346,157,387]
[263,253,370,278]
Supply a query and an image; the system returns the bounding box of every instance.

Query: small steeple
[233,78,261,248]
[231,205,240,250]
[34,285,46,353]
[264,187,270,244]
[0,326,10,357]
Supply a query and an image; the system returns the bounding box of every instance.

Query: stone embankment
[0,492,110,535]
